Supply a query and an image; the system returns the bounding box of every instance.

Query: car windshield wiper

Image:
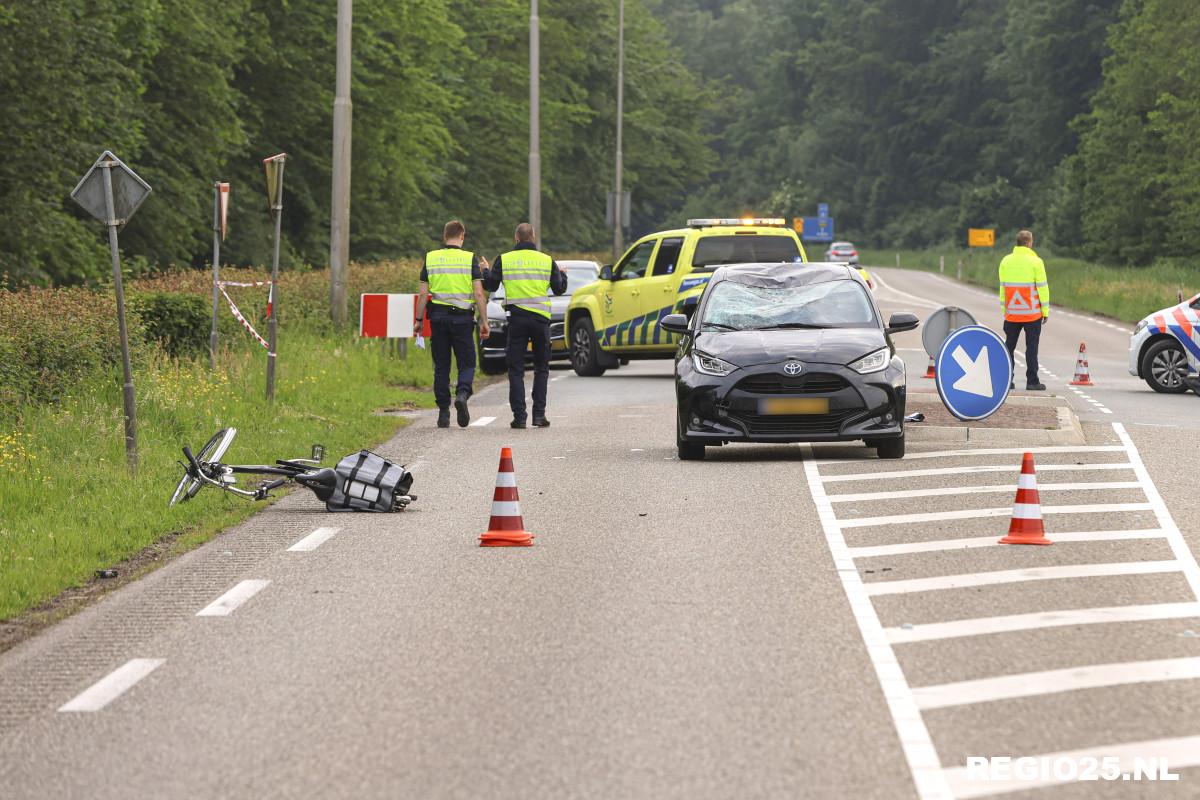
[748,322,830,330]
[701,322,739,331]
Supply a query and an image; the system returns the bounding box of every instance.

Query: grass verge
[0,331,435,621]
[859,248,1198,323]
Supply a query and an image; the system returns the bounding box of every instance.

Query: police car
[567,219,809,376]
[1129,292,1200,394]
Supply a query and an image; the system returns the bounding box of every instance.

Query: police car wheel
[571,319,607,377]
[876,434,905,460]
[1142,339,1190,394]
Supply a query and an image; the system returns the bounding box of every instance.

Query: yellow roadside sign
[792,217,803,233]
[968,228,995,247]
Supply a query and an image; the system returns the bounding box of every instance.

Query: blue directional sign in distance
[801,216,834,243]
[934,325,1014,421]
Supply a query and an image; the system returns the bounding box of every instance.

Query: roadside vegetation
[0,262,435,621]
[859,247,1196,324]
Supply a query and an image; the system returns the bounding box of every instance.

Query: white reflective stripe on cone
[1018,474,1038,489]
[490,501,521,517]
[495,471,517,488]
[1012,503,1043,519]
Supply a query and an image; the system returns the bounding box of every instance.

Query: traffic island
[904,389,1084,445]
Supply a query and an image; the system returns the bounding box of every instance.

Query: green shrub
[132,292,210,358]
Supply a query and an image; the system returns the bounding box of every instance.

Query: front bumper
[677,358,906,444]
[481,319,567,361]
[1129,327,1150,377]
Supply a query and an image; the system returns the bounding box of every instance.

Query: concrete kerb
[907,394,1085,446]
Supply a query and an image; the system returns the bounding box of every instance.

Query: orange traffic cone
[999,452,1051,545]
[923,358,936,379]
[1070,342,1094,386]
[480,447,534,547]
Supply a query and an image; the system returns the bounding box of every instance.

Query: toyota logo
[783,361,803,375]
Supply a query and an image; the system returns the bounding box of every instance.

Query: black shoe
[437,408,451,428]
[454,391,470,427]
[1010,382,1015,391]
[532,417,550,428]
[1026,382,1047,391]
[510,419,527,429]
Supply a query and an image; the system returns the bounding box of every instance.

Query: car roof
[829,241,855,248]
[559,260,599,270]
[711,261,858,288]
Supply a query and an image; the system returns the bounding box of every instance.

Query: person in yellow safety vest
[414,220,491,428]
[483,223,568,429]
[998,229,1050,391]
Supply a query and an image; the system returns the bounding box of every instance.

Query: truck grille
[735,373,849,394]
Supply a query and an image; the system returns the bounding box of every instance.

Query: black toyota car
[660,262,919,461]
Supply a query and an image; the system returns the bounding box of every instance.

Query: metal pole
[613,0,625,261]
[529,0,541,241]
[210,183,221,370]
[101,162,139,474]
[266,163,285,402]
[329,0,352,328]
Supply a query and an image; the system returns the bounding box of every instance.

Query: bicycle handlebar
[182,446,201,473]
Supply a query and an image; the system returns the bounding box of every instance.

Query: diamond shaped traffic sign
[70,151,151,228]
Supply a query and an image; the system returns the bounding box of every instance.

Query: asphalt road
[0,267,1197,799]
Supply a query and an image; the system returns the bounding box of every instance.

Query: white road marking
[813,445,1124,464]
[630,448,644,452]
[913,656,1200,711]
[943,735,1200,798]
[847,529,1167,558]
[819,462,1134,483]
[470,416,496,427]
[287,527,341,552]
[59,659,164,712]
[197,579,271,617]
[864,560,1181,597]
[886,602,1200,644]
[870,271,944,309]
[1114,422,1200,600]
[828,481,1141,503]
[800,445,953,800]
[840,503,1153,528]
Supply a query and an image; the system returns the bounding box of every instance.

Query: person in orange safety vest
[998,229,1050,390]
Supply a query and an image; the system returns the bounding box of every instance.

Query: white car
[1128,293,1200,394]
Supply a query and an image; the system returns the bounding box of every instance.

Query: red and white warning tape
[217,283,272,354]
[216,280,270,288]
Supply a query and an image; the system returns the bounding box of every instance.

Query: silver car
[823,241,860,266]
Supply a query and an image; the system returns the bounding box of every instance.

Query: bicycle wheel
[170,428,237,505]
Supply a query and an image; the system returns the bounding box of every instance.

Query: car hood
[694,328,886,367]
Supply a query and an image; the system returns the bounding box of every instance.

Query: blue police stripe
[1169,324,1200,360]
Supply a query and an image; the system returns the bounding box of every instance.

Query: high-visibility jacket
[998,246,1050,322]
[425,248,476,310]
[499,249,553,319]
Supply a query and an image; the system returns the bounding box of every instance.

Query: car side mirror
[886,312,920,335]
[599,265,613,281]
[660,313,690,335]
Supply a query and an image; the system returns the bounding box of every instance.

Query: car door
[604,238,658,348]
[632,236,685,348]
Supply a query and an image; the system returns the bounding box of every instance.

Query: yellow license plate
[758,397,829,415]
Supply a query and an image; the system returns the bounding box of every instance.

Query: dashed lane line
[196,579,271,617]
[912,657,1200,711]
[287,527,341,552]
[820,462,1135,482]
[846,529,1167,558]
[944,735,1200,799]
[58,659,164,713]
[470,416,497,427]
[885,602,1200,645]
[839,503,1153,528]
[828,481,1141,503]
[863,560,1181,597]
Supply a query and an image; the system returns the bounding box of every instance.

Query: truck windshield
[691,235,802,269]
[701,279,877,331]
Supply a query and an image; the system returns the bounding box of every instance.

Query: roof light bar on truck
[686,218,787,228]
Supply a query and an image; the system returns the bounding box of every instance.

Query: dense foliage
[2,0,1198,285]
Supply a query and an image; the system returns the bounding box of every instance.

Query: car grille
[734,373,849,394]
[550,322,564,339]
[727,409,859,435]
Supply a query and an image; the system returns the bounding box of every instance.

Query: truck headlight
[692,351,737,376]
[849,348,889,374]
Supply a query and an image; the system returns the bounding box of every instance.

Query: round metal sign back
[922,305,979,358]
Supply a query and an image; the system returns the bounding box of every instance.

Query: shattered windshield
[700,279,876,331]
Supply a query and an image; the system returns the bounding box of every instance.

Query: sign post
[263,154,287,402]
[210,181,230,369]
[70,151,151,474]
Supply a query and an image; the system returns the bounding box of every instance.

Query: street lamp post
[329,0,352,327]
[613,0,625,260]
[530,0,542,240]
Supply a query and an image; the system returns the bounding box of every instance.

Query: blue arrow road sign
[934,325,1014,421]
[817,203,830,218]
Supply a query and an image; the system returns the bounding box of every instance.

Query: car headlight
[488,317,506,332]
[692,351,737,376]
[849,347,889,374]
[1133,319,1149,335]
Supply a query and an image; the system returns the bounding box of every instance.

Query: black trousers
[1003,318,1043,386]
[429,309,477,409]
[505,313,551,421]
